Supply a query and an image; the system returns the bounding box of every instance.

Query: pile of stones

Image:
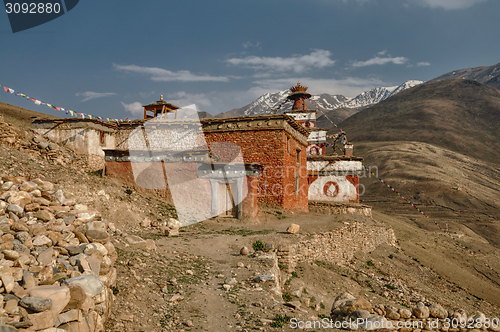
[0,116,19,146]
[331,292,500,331]
[0,175,117,331]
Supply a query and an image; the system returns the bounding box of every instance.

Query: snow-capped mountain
[336,80,423,109]
[216,80,423,118]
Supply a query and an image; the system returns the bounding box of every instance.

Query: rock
[8,211,19,222]
[59,320,91,332]
[347,309,371,320]
[55,309,80,327]
[429,303,448,319]
[1,181,13,190]
[0,324,19,331]
[19,296,53,312]
[167,218,181,229]
[37,247,55,266]
[225,278,238,286]
[76,211,96,223]
[7,191,31,208]
[28,311,57,330]
[27,285,70,316]
[384,306,400,320]
[284,301,301,309]
[237,262,245,268]
[85,256,101,275]
[20,181,38,192]
[240,246,249,255]
[452,309,467,323]
[65,285,87,310]
[124,235,147,249]
[339,298,372,315]
[254,273,274,282]
[168,294,184,302]
[331,292,356,311]
[4,298,19,314]
[6,204,24,215]
[38,142,49,149]
[48,142,58,151]
[145,239,156,251]
[141,218,151,228]
[34,210,54,222]
[1,275,15,293]
[62,274,103,296]
[32,235,53,246]
[286,224,300,234]
[3,249,20,261]
[413,302,430,319]
[185,320,194,327]
[164,227,179,236]
[85,230,110,244]
[23,270,37,289]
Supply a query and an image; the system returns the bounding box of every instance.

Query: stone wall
[0,176,116,331]
[308,201,372,217]
[277,221,396,273]
[31,120,116,170]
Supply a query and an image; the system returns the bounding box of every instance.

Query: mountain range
[216,80,423,119]
[337,79,500,165]
[217,62,500,122]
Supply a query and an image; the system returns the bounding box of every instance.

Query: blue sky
[1,0,499,119]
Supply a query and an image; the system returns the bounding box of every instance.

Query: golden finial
[290,81,309,93]
[160,95,163,101]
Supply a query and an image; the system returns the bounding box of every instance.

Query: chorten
[288,81,311,111]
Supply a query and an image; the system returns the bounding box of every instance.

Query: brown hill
[432,62,500,90]
[0,101,58,129]
[336,79,500,165]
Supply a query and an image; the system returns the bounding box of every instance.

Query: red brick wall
[204,130,308,212]
[346,175,360,203]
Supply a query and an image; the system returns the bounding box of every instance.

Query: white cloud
[411,0,487,10]
[121,101,143,117]
[75,91,116,102]
[242,41,260,48]
[417,62,431,66]
[352,56,408,67]
[226,50,336,73]
[113,64,229,82]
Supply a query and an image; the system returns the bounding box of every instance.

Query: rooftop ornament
[288,81,312,111]
[142,95,180,119]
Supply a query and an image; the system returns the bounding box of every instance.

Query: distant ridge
[432,62,500,90]
[216,80,423,123]
[338,79,500,165]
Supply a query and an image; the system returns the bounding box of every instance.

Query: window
[296,148,301,165]
[99,132,105,146]
[295,171,299,196]
[287,136,290,154]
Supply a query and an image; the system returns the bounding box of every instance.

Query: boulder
[27,285,70,316]
[413,302,430,319]
[19,296,52,312]
[286,224,300,234]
